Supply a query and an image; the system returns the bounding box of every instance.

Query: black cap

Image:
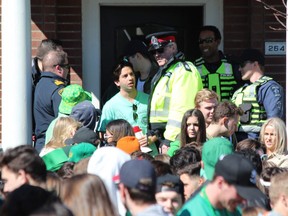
[145,31,177,51]
[215,154,265,201]
[124,40,149,57]
[240,48,265,66]
[156,174,184,194]
[65,127,97,145]
[120,159,156,192]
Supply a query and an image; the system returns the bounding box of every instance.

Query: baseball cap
[202,137,233,180]
[145,31,177,51]
[156,174,184,194]
[59,84,92,114]
[68,142,96,163]
[240,48,265,66]
[124,40,150,57]
[116,136,140,154]
[70,100,101,130]
[120,159,156,192]
[65,127,98,145]
[215,153,264,201]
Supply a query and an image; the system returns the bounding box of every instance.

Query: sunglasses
[198,37,215,45]
[54,63,70,69]
[133,104,138,121]
[150,47,164,55]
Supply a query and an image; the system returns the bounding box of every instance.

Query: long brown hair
[180,109,206,147]
[60,174,117,216]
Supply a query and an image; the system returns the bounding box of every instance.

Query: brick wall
[224,0,286,87]
[31,0,83,85]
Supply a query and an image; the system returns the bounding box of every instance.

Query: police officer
[33,49,69,152]
[194,25,243,101]
[146,31,203,153]
[231,48,284,141]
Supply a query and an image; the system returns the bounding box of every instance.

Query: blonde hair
[259,117,287,155]
[46,117,81,149]
[194,88,219,108]
[269,171,288,205]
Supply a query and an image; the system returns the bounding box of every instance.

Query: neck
[120,89,137,102]
[250,71,263,83]
[206,124,223,138]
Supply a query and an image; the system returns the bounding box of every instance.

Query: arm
[258,81,284,118]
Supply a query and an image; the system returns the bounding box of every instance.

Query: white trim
[82,0,223,106]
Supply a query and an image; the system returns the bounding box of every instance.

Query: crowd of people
[0,25,286,216]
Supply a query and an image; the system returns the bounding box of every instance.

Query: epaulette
[54,80,64,86]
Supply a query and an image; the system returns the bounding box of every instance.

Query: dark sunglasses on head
[132,104,138,121]
[150,47,164,55]
[54,64,70,69]
[198,37,215,45]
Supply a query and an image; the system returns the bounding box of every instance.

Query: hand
[137,136,148,147]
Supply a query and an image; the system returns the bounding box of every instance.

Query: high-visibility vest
[195,57,236,101]
[149,60,203,141]
[231,76,272,133]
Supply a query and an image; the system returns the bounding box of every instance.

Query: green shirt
[177,186,242,216]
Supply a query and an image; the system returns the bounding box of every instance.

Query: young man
[194,88,219,127]
[155,174,184,215]
[177,153,265,216]
[146,31,203,150]
[232,48,284,141]
[206,101,243,140]
[119,159,169,216]
[268,172,288,216]
[0,145,47,197]
[194,25,242,101]
[124,39,159,94]
[97,61,158,155]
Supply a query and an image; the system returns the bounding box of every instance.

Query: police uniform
[33,71,68,152]
[232,76,284,140]
[146,31,203,146]
[194,51,241,101]
[231,49,284,141]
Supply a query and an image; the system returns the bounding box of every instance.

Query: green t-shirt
[177,186,242,216]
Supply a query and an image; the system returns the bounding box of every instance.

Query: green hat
[42,148,69,171]
[202,137,233,180]
[59,84,92,114]
[68,142,96,163]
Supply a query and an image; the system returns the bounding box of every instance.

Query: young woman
[166,109,206,156]
[259,117,288,167]
[60,174,118,216]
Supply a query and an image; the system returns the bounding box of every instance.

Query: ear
[200,160,204,169]
[198,177,205,186]
[114,80,120,88]
[222,117,229,127]
[17,170,29,184]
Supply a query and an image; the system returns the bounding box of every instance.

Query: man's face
[239,61,254,81]
[155,190,182,214]
[114,66,136,92]
[219,182,244,212]
[152,44,175,67]
[197,98,218,126]
[199,30,220,59]
[180,173,200,200]
[1,166,26,195]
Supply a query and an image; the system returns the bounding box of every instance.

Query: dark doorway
[100,6,203,106]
